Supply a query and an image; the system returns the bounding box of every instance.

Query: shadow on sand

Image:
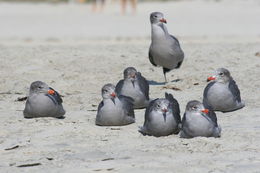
[147,79,182,86]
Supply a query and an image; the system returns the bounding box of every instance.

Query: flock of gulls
[22,12,245,138]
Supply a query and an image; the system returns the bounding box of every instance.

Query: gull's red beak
[160,18,167,24]
[201,109,209,114]
[162,108,168,113]
[207,76,216,82]
[110,92,116,97]
[48,89,55,95]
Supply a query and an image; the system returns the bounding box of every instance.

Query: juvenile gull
[96,83,135,126]
[203,68,245,112]
[139,93,181,137]
[23,81,65,118]
[116,67,149,109]
[180,100,221,138]
[149,12,184,82]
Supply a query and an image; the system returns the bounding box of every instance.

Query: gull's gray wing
[170,35,181,47]
[207,109,218,127]
[97,101,104,112]
[139,99,158,136]
[203,81,216,109]
[118,95,135,118]
[137,72,149,100]
[180,113,192,138]
[229,79,241,102]
[115,80,124,95]
[169,35,184,68]
[144,99,158,125]
[165,93,181,124]
[148,46,157,67]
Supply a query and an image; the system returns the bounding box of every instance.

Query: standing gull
[96,83,135,126]
[23,81,65,118]
[180,100,221,138]
[116,67,149,109]
[203,68,245,112]
[149,12,184,83]
[139,93,181,137]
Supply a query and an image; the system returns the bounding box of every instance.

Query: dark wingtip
[111,98,116,105]
[163,112,167,122]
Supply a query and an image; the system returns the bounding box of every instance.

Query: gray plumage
[180,100,221,138]
[96,83,135,126]
[23,81,65,118]
[203,68,245,112]
[149,12,184,82]
[139,93,181,137]
[115,67,149,109]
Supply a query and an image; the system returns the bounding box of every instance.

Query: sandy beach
[0,0,260,172]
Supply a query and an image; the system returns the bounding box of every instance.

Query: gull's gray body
[180,100,221,138]
[149,12,184,82]
[23,81,65,118]
[96,84,135,126]
[203,68,245,112]
[116,67,149,109]
[139,93,181,137]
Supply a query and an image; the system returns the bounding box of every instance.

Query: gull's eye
[192,106,197,110]
[154,15,157,18]
[38,86,43,89]
[156,104,160,108]
[103,89,108,93]
[219,72,224,76]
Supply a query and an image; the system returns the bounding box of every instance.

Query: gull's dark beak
[160,18,167,24]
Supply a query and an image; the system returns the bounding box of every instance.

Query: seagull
[149,12,184,83]
[96,83,135,126]
[115,67,149,109]
[139,93,181,137]
[180,100,221,138]
[23,81,65,118]
[203,68,245,112]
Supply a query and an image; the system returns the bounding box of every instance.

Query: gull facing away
[23,81,65,118]
[116,67,149,109]
[203,68,245,112]
[149,12,184,83]
[180,100,221,138]
[96,83,135,126]
[139,93,181,137]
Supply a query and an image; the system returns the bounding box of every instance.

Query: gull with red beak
[180,100,221,138]
[116,67,149,109]
[148,12,184,83]
[23,81,65,118]
[203,68,245,112]
[139,93,181,137]
[96,83,135,126]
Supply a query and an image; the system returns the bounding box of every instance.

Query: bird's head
[186,100,209,116]
[29,81,50,94]
[153,99,171,122]
[123,67,138,87]
[101,83,117,101]
[150,12,167,25]
[207,68,232,84]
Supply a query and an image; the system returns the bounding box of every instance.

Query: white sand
[0,0,260,172]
